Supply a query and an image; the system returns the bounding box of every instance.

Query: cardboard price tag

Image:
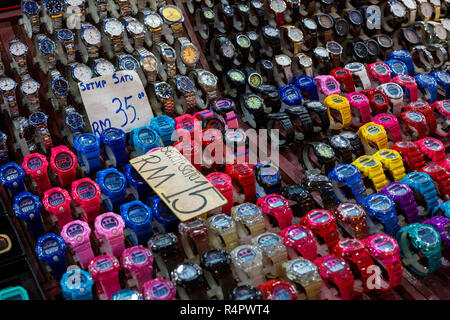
[78,70,154,136]
[130,147,227,221]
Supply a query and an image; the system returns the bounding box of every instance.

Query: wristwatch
[294,75,319,101]
[0,162,26,197]
[190,69,218,107]
[13,191,45,238]
[124,17,145,48]
[401,0,418,26]
[400,110,428,140]
[239,93,266,129]
[333,17,350,43]
[142,10,163,44]
[377,82,404,117]
[176,37,200,74]
[135,48,159,84]
[360,193,401,236]
[0,131,8,164]
[300,18,318,51]
[387,49,415,76]
[330,68,355,94]
[120,200,153,246]
[36,233,67,280]
[231,203,266,242]
[423,216,450,268]
[96,168,127,212]
[299,142,336,175]
[261,25,281,57]
[56,29,75,63]
[71,178,101,223]
[22,0,41,34]
[303,100,330,133]
[154,82,176,117]
[392,74,418,102]
[229,284,262,300]
[380,182,420,223]
[103,18,125,53]
[29,112,53,149]
[207,214,239,253]
[99,127,127,168]
[313,255,354,300]
[60,268,94,300]
[121,245,153,291]
[280,25,303,56]
[344,62,371,90]
[392,140,426,171]
[252,232,287,278]
[323,94,352,130]
[284,258,322,300]
[147,196,178,233]
[94,212,125,257]
[206,172,233,215]
[332,202,369,239]
[357,122,389,154]
[21,76,41,112]
[366,62,392,87]
[301,209,340,252]
[157,42,177,79]
[93,58,116,77]
[401,171,440,216]
[352,155,389,192]
[346,92,371,127]
[88,255,121,299]
[70,62,93,84]
[230,245,266,286]
[16,117,37,153]
[81,23,101,59]
[150,116,175,146]
[61,220,94,269]
[178,217,210,259]
[421,164,450,199]
[414,74,438,104]
[382,0,407,32]
[372,113,402,142]
[0,77,18,117]
[328,164,368,204]
[373,148,406,181]
[375,34,394,60]
[211,98,238,129]
[73,133,101,174]
[312,47,332,75]
[280,224,318,261]
[257,194,293,230]
[302,170,335,209]
[257,279,298,300]
[432,100,450,137]
[143,277,176,300]
[200,249,235,298]
[171,263,207,299]
[8,38,28,75]
[396,223,441,276]
[386,59,408,79]
[43,187,72,228]
[223,69,246,98]
[159,5,184,39]
[22,153,51,195]
[416,137,446,167]
[430,71,450,99]
[50,145,77,187]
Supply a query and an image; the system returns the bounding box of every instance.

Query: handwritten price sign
[78,70,154,136]
[130,147,227,221]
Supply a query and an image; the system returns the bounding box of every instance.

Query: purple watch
[380,182,420,223]
[424,216,450,269]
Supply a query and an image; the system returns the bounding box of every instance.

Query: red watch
[366,62,391,85]
[257,194,293,230]
[201,128,225,170]
[173,140,202,171]
[392,74,418,102]
[400,110,427,140]
[174,114,200,140]
[330,68,356,93]
[361,89,389,115]
[206,172,234,214]
[405,100,437,135]
[280,224,318,261]
[431,100,450,137]
[71,177,102,223]
[416,137,447,166]
[392,141,426,171]
[50,145,77,187]
[301,209,340,252]
[421,164,450,199]
[372,113,403,142]
[257,279,298,300]
[332,238,374,294]
[314,255,354,300]
[42,187,73,228]
[225,163,256,203]
[22,153,51,194]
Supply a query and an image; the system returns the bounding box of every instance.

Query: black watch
[266,112,295,147]
[223,69,246,98]
[200,249,235,299]
[171,263,207,299]
[285,105,314,139]
[326,134,353,163]
[254,161,282,197]
[304,100,330,133]
[375,34,394,60]
[249,0,265,27]
[365,39,380,62]
[209,35,236,73]
[302,169,335,209]
[300,18,318,51]
[339,131,365,158]
[233,33,252,66]
[254,84,282,113]
[233,3,250,32]
[148,232,179,273]
[257,59,275,84]
[261,25,281,57]
[345,9,363,37]
[240,93,266,129]
[211,98,238,119]
[319,0,334,13]
[315,13,335,44]
[299,142,336,175]
[333,17,350,43]
[229,285,262,300]
[348,40,369,62]
[400,27,421,49]
[246,30,261,62]
[195,8,216,41]
[214,2,234,34]
[280,184,317,217]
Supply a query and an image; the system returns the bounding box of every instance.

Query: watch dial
[402,0,416,9]
[285,87,300,100]
[237,247,256,262]
[417,226,438,246]
[339,238,363,250]
[270,0,287,12]
[48,191,65,207]
[26,156,43,171]
[349,10,363,25]
[210,214,233,229]
[315,143,334,158]
[326,41,342,54]
[273,285,293,300]
[181,45,199,64]
[374,93,386,104]
[265,195,286,208]
[56,29,74,41]
[73,64,93,82]
[105,19,124,36]
[302,18,317,30]
[221,43,235,58]
[391,1,406,17]
[41,237,60,256]
[257,233,280,247]
[156,83,174,99]
[237,35,251,48]
[94,257,113,271]
[354,42,368,58]
[378,149,397,159]
[421,3,433,17]
[309,210,330,224]
[76,182,97,200]
[335,20,349,36]
[145,14,163,28]
[340,202,363,217]
[54,152,74,171]
[405,111,425,122]
[120,55,139,71]
[137,128,157,145]
[163,47,176,59]
[366,40,379,55]
[330,135,350,148]
[130,249,148,264]
[128,205,149,224]
[175,264,199,281]
[10,41,28,57]
[288,28,303,42]
[291,259,314,277]
[77,134,96,146]
[18,196,36,213]
[3,167,19,182]
[200,72,217,86]
[53,78,69,95]
[21,78,39,95]
[203,249,228,266]
[249,74,262,87]
[264,26,279,37]
[0,78,16,91]
[386,183,408,196]
[350,94,365,102]
[150,233,176,250]
[39,38,56,54]
[101,215,119,229]
[318,14,333,28]
[404,28,419,44]
[423,138,442,151]
[104,172,125,191]
[287,226,308,241]
[324,257,346,273]
[246,96,263,109]
[236,203,260,218]
[374,63,389,75]
[162,7,183,22]
[45,0,63,14]
[314,47,328,58]
[384,84,402,98]
[66,272,87,290]
[345,62,363,72]
[128,20,144,34]
[373,235,395,252]
[83,27,101,45]
[367,125,381,135]
[229,70,245,82]
[377,35,393,48]
[369,194,392,211]
[66,223,85,238]
[177,76,195,92]
[335,164,357,176]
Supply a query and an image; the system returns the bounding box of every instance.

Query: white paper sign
[78,70,154,136]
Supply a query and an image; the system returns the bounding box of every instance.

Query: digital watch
[392,140,426,171]
[293,75,319,101]
[13,191,45,238]
[423,216,450,269]
[99,127,128,168]
[284,258,322,300]
[111,290,142,300]
[124,163,152,201]
[171,263,207,299]
[0,162,26,196]
[385,59,409,78]
[205,172,234,214]
[22,153,51,194]
[230,245,265,287]
[73,133,101,174]
[200,249,235,299]
[147,195,179,233]
[121,245,154,291]
[414,74,438,103]
[229,284,262,300]
[231,203,266,243]
[71,178,101,223]
[94,212,125,257]
[401,171,440,217]
[257,279,298,300]
[421,164,450,199]
[280,184,316,217]
[43,187,72,228]
[50,146,77,187]
[301,209,340,252]
[120,200,153,245]
[328,164,368,204]
[60,268,94,300]
[360,193,401,237]
[332,202,369,239]
[88,255,121,299]
[130,126,161,156]
[253,232,288,278]
[96,168,127,212]
[430,71,450,99]
[149,115,176,146]
[254,161,282,198]
[143,277,177,300]
[35,233,67,280]
[61,220,94,269]
[257,194,293,230]
[313,255,354,300]
[280,224,317,261]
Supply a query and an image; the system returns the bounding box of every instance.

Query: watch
[159,5,184,39]
[344,62,371,90]
[360,193,401,236]
[207,214,239,253]
[348,41,369,63]
[190,68,218,107]
[229,284,262,300]
[154,82,176,117]
[121,245,154,290]
[149,115,175,147]
[226,163,256,203]
[301,209,340,252]
[29,112,53,148]
[284,258,322,300]
[432,100,450,137]
[352,155,389,192]
[206,172,234,215]
[0,77,18,117]
[396,223,442,276]
[99,127,127,168]
[280,224,318,261]
[300,18,318,51]
[147,196,179,233]
[386,59,408,79]
[103,18,125,53]
[366,62,392,86]
[230,245,265,286]
[135,48,159,84]
[64,108,84,136]
[61,220,94,269]
[43,187,72,229]
[257,194,293,230]
[375,34,394,60]
[211,98,238,129]
[423,216,450,268]
[430,71,450,99]
[312,47,332,75]
[96,168,127,212]
[302,170,336,209]
[401,171,440,216]
[0,162,26,197]
[88,255,121,299]
[299,142,336,175]
[142,10,163,44]
[341,129,368,157]
[400,110,428,140]
[380,182,420,223]
[387,49,415,76]
[294,75,319,101]
[56,29,75,63]
[261,25,281,57]
[416,137,446,167]
[176,38,200,74]
[392,140,426,171]
[130,126,161,156]
[81,23,101,59]
[93,58,116,77]
[303,100,330,133]
[117,54,140,72]
[254,162,282,198]
[240,93,266,129]
[124,17,145,48]
[157,42,177,79]
[17,117,37,153]
[392,74,418,102]
[50,145,77,187]
[22,153,51,195]
[330,68,356,94]
[421,164,450,199]
[280,25,304,57]
[332,202,369,239]
[377,82,404,117]
[328,164,368,204]
[357,122,389,154]
[372,113,402,142]
[73,133,101,175]
[231,203,266,242]
[35,233,67,280]
[200,249,235,298]
[382,0,407,31]
[22,0,41,34]
[323,94,352,130]
[171,263,207,299]
[346,92,371,127]
[60,268,94,300]
[111,290,142,300]
[178,218,210,258]
[120,200,153,246]
[36,34,56,70]
[313,255,354,300]
[373,149,406,181]
[143,277,176,300]
[8,38,28,75]
[94,212,125,257]
[252,232,288,277]
[13,191,45,238]
[258,279,298,300]
[71,178,101,223]
[20,76,41,112]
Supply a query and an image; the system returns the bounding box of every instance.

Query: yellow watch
[357,122,389,155]
[352,155,389,192]
[207,214,239,253]
[373,149,406,182]
[284,258,322,300]
[159,5,184,39]
[324,94,352,130]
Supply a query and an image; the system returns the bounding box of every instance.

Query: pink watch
[315,75,341,97]
[257,194,293,230]
[88,255,121,299]
[416,137,447,167]
[366,62,391,86]
[280,224,318,261]
[301,209,340,252]
[61,220,95,269]
[314,255,354,300]
[42,187,73,228]
[346,92,371,127]
[392,74,418,102]
[121,245,154,291]
[22,153,52,194]
[143,277,176,300]
[372,113,403,142]
[94,212,125,257]
[71,178,101,223]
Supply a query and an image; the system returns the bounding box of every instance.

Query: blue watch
[385,59,408,78]
[293,75,319,101]
[149,115,176,147]
[120,200,153,246]
[360,193,400,237]
[65,109,84,136]
[13,191,45,238]
[401,171,440,217]
[253,161,282,198]
[0,162,26,196]
[130,126,161,156]
[60,268,94,300]
[99,127,127,168]
[35,233,67,280]
[414,74,438,103]
[73,133,101,174]
[433,200,450,218]
[328,164,367,204]
[278,84,303,106]
[124,164,152,201]
[430,70,450,99]
[387,50,414,76]
[96,168,127,212]
[147,195,179,233]
[396,223,442,276]
[111,289,143,300]
[0,286,29,300]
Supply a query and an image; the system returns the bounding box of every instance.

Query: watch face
[181,45,199,64]
[142,56,157,73]
[221,42,235,59]
[127,20,144,34]
[377,35,393,48]
[270,0,287,12]
[302,18,317,30]
[339,238,363,250]
[39,38,56,54]
[403,28,419,44]
[275,54,291,67]
[366,125,382,136]
[94,257,113,271]
[373,63,389,75]
[298,55,312,67]
[41,237,60,256]
[373,93,386,104]
[23,1,40,14]
[335,164,358,177]
[386,182,409,196]
[265,195,286,209]
[318,14,333,28]
[284,87,300,101]
[259,164,280,184]
[210,214,233,230]
[378,149,397,160]
[366,40,379,56]
[161,6,183,22]
[137,128,157,145]
[73,64,93,82]
[417,225,439,246]
[52,78,69,95]
[199,72,217,86]
[249,74,262,87]
[291,259,315,277]
[359,156,377,167]
[177,76,195,92]
[272,285,293,300]
[315,143,334,158]
[150,233,176,249]
[366,5,381,26]
[45,0,63,14]
[155,83,174,99]
[145,14,163,28]
[345,62,364,73]
[162,47,176,59]
[334,19,349,36]
[175,264,199,281]
[105,19,124,36]
[348,10,363,25]
[104,172,125,192]
[0,78,16,91]
[130,248,149,265]
[229,70,245,82]
[48,191,65,207]
[26,157,43,171]
[340,202,363,217]
[391,1,406,17]
[66,223,85,238]
[83,27,101,45]
[236,35,251,48]
[349,94,366,103]
[421,2,433,16]
[368,194,392,212]
[237,247,257,262]
[330,135,350,149]
[95,60,115,75]
[128,204,149,224]
[353,42,368,58]
[288,28,303,42]
[384,83,402,98]
[29,110,46,125]
[3,167,18,182]
[373,235,395,252]
[309,210,330,224]
[324,257,346,273]
[246,95,263,110]
[257,233,280,248]
[76,182,97,201]
[236,203,260,218]
[77,134,96,146]
[402,0,416,9]
[101,215,119,229]
[54,152,74,171]
[326,41,342,55]
[247,31,259,42]
[66,113,83,129]
[287,226,308,241]
[263,26,279,38]
[314,47,328,58]
[119,55,139,71]
[202,249,228,267]
[423,138,442,151]
[18,196,36,214]
[405,111,425,123]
